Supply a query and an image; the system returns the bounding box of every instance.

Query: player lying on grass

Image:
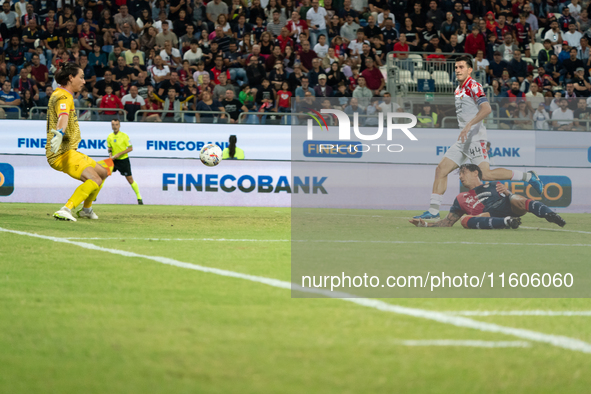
[409,164,566,229]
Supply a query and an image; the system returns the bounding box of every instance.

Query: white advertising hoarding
[1,155,589,213]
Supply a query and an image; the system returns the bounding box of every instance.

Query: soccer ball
[199,144,222,167]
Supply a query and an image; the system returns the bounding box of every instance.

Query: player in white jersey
[414,56,543,220]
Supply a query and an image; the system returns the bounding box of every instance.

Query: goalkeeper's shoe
[53,206,77,222]
[527,171,544,195]
[77,208,99,220]
[413,211,440,219]
[504,216,522,229]
[545,212,566,227]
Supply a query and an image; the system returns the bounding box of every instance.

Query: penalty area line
[2,226,591,355]
[521,226,591,235]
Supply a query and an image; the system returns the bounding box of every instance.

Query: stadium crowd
[0,0,591,128]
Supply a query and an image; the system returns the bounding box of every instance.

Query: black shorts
[113,157,132,176]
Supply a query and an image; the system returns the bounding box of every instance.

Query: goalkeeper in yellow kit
[46,62,114,221]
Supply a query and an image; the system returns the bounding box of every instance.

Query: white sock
[511,170,530,182]
[83,207,92,213]
[504,217,510,226]
[428,193,443,215]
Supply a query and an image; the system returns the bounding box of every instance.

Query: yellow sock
[83,181,105,208]
[65,179,99,210]
[130,181,142,199]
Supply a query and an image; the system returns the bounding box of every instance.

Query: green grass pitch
[1,203,591,393]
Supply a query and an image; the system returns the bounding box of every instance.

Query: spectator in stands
[121,85,146,122]
[221,89,248,123]
[306,0,328,47]
[118,22,138,51]
[111,56,133,83]
[313,74,332,97]
[399,18,419,48]
[19,88,36,119]
[538,39,555,66]
[552,97,574,130]
[94,70,120,104]
[464,25,485,56]
[255,78,276,110]
[361,57,384,95]
[156,21,178,48]
[212,72,238,101]
[573,68,591,97]
[295,76,315,97]
[526,82,545,109]
[559,7,576,33]
[12,67,38,100]
[509,50,527,83]
[160,40,182,68]
[544,20,562,49]
[340,14,360,43]
[564,22,582,50]
[498,34,519,62]
[563,48,585,79]
[353,76,372,107]
[545,54,565,83]
[79,54,96,89]
[0,3,20,40]
[307,57,323,86]
[99,84,124,121]
[344,97,365,117]
[158,70,182,97]
[0,80,21,118]
[269,60,288,91]
[30,54,48,89]
[140,26,158,53]
[578,37,590,64]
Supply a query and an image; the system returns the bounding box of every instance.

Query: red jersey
[100,94,124,115]
[393,42,409,57]
[210,67,231,85]
[276,35,294,52]
[277,90,292,108]
[286,19,308,38]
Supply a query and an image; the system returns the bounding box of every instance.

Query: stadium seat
[531,42,544,61]
[432,71,453,86]
[408,54,424,70]
[415,70,431,81]
[523,57,534,67]
[397,69,413,83]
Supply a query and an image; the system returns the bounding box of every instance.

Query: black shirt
[23,28,41,50]
[61,29,79,48]
[363,24,382,40]
[94,79,120,96]
[222,98,244,120]
[43,29,60,49]
[159,80,182,96]
[111,66,134,81]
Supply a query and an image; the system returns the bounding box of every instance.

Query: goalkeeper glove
[50,128,64,154]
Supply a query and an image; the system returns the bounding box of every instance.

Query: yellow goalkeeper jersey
[45,87,81,165]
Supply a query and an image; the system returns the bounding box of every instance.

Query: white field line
[399,340,532,348]
[63,237,591,247]
[521,226,591,235]
[447,311,591,317]
[3,226,591,355]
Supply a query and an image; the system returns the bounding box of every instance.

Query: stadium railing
[0,105,22,119]
[27,107,128,121]
[386,51,481,97]
[133,110,229,123]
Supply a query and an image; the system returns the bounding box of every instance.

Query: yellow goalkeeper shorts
[50,150,97,180]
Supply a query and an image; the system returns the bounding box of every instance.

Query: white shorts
[444,140,489,166]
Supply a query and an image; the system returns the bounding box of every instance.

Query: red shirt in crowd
[464,33,485,56]
[210,66,231,84]
[361,67,384,90]
[277,90,292,108]
[100,94,124,115]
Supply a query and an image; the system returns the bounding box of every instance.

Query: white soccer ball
[199,144,223,167]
